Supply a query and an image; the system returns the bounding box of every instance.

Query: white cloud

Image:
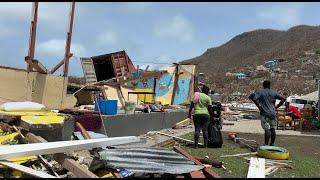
[154,14,195,42]
[257,3,303,28]
[96,30,118,46]
[37,39,86,57]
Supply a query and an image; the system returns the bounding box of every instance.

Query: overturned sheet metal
[98,147,204,174]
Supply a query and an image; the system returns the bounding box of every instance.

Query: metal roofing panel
[98,147,204,174]
[80,57,97,83]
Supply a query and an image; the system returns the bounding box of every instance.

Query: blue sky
[0,2,319,76]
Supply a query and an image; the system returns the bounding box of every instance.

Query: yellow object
[257,146,289,160]
[7,156,38,164]
[11,170,23,178]
[135,88,154,103]
[278,115,292,123]
[95,170,115,178]
[21,115,64,125]
[0,110,59,116]
[0,133,37,164]
[0,133,18,144]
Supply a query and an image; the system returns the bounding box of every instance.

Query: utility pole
[26,2,38,72]
[63,2,76,77]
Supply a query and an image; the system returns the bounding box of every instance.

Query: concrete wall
[101,110,188,137]
[0,67,75,109]
[0,68,33,103]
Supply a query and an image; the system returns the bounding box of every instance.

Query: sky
[0,2,319,77]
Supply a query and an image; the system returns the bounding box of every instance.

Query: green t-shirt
[194,93,212,115]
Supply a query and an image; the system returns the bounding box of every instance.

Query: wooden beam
[27,2,38,72]
[25,57,49,74]
[63,2,75,77]
[173,146,221,178]
[25,133,99,178]
[75,122,91,140]
[0,161,57,178]
[50,53,73,74]
[152,138,176,147]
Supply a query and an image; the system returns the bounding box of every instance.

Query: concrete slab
[19,115,75,142]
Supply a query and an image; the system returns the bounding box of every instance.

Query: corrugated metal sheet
[98,147,204,174]
[80,57,97,83]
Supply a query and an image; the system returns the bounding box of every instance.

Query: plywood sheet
[247,157,265,178]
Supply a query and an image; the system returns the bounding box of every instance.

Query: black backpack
[208,122,223,148]
[208,102,223,148]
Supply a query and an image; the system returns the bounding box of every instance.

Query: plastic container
[95,100,118,115]
[124,101,135,114]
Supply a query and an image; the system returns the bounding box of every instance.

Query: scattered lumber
[0,161,58,178]
[11,125,60,177]
[195,156,223,168]
[265,166,280,176]
[173,146,221,178]
[157,132,204,146]
[172,118,192,129]
[241,156,293,169]
[247,157,265,178]
[0,136,140,160]
[152,138,176,147]
[26,133,99,178]
[220,152,257,157]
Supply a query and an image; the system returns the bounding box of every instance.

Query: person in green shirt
[188,85,214,148]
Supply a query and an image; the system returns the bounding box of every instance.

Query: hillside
[181,25,320,99]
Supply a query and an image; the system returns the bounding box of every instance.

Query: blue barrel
[95,100,118,115]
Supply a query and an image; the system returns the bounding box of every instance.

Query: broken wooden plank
[152,138,176,147]
[195,157,223,168]
[220,152,257,157]
[75,122,91,140]
[157,132,204,146]
[37,155,60,177]
[0,161,58,178]
[26,133,99,178]
[190,170,206,178]
[247,157,265,178]
[0,136,140,160]
[11,127,60,177]
[173,146,221,178]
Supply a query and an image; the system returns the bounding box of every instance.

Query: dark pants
[193,114,210,147]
